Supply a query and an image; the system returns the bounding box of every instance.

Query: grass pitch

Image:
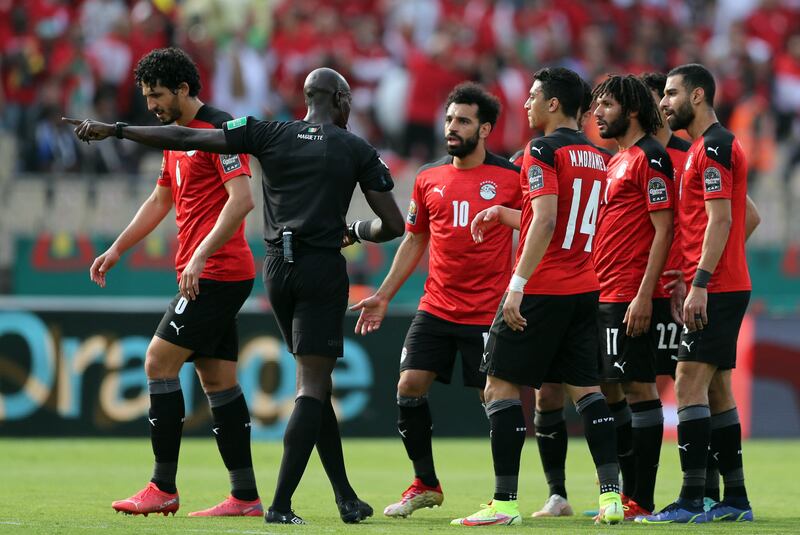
[0,438,798,534]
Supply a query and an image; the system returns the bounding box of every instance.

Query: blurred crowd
[2,0,800,189]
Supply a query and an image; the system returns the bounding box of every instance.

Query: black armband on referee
[692,268,712,288]
[350,219,381,242]
[347,221,361,243]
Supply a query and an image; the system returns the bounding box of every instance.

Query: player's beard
[598,114,630,139]
[667,99,694,131]
[155,99,182,125]
[446,130,480,158]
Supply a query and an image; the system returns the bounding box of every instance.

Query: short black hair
[667,63,716,105]
[640,72,667,98]
[134,48,201,97]
[444,82,502,127]
[592,74,663,135]
[531,67,583,119]
[580,78,593,115]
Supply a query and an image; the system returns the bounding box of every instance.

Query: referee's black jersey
[223,117,394,249]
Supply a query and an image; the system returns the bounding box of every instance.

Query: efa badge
[648,177,668,204]
[703,166,722,193]
[479,181,497,200]
[528,165,544,192]
[220,154,243,173]
[406,199,418,225]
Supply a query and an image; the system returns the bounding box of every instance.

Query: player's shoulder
[701,123,735,168]
[194,105,234,128]
[484,151,520,174]
[635,135,673,176]
[416,155,454,178]
[667,134,692,153]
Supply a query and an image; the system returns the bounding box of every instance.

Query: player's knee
[536,384,564,411]
[144,351,174,379]
[397,376,428,398]
[622,381,659,404]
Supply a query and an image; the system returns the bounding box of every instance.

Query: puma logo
[650,157,662,167]
[148,418,157,426]
[483,351,489,362]
[531,145,543,155]
[707,146,719,156]
[433,185,446,197]
[169,321,184,335]
[398,427,408,438]
[613,361,626,374]
[535,431,558,439]
[712,451,720,461]
[678,443,690,452]
[670,354,678,361]
[681,339,695,352]
[212,427,220,435]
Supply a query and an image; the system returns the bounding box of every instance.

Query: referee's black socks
[271,396,323,513]
[534,408,568,499]
[397,395,438,488]
[486,399,526,502]
[575,392,620,494]
[207,385,258,501]
[317,393,357,502]
[148,377,185,494]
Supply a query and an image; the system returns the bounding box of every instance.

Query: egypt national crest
[703,166,722,193]
[648,177,668,204]
[479,181,497,200]
[220,154,243,173]
[406,199,418,225]
[528,165,544,192]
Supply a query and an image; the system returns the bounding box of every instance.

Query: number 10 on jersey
[452,200,470,227]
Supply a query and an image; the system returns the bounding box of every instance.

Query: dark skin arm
[63,118,232,153]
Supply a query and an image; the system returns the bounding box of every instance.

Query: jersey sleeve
[222,116,279,156]
[639,148,674,212]
[357,142,394,192]
[157,152,171,188]
[211,152,252,183]
[522,139,558,201]
[405,172,430,233]
[699,136,734,201]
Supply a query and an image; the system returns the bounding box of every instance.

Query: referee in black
[66,67,404,525]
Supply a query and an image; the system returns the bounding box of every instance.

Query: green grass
[0,438,798,534]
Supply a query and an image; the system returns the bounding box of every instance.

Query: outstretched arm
[64,118,232,153]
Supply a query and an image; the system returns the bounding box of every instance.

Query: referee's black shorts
[677,291,750,370]
[263,248,348,358]
[155,278,254,361]
[480,291,600,389]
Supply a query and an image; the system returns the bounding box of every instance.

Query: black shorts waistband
[264,243,340,258]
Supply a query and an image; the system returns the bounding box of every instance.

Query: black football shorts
[155,278,253,361]
[677,291,750,370]
[597,301,657,383]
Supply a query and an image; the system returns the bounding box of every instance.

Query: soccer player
[452,67,623,527]
[350,82,521,518]
[67,67,405,525]
[591,74,674,519]
[639,63,754,524]
[501,78,598,519]
[89,48,262,517]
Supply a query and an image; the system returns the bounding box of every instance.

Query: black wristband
[347,221,361,243]
[114,121,128,139]
[692,268,712,288]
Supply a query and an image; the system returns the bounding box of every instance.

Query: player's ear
[479,121,492,139]
[177,82,190,97]
[691,87,704,106]
[548,96,559,113]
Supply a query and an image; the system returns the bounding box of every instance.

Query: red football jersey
[678,123,751,293]
[655,134,691,299]
[594,135,674,302]
[157,105,255,282]
[517,128,605,295]
[406,152,522,324]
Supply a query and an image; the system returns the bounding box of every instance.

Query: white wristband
[353,220,363,240]
[508,274,528,293]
